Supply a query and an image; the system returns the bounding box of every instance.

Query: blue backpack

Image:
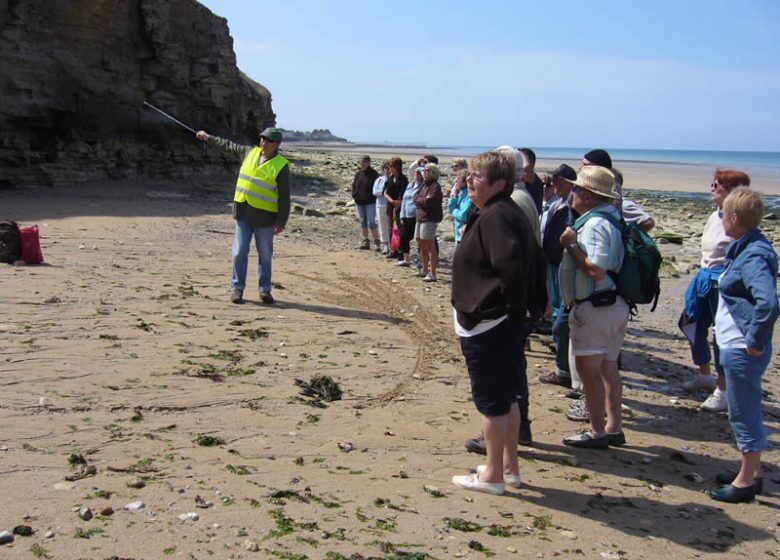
[575,211,661,313]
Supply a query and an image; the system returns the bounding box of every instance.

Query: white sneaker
[476,464,522,488]
[682,374,717,392]
[700,389,728,412]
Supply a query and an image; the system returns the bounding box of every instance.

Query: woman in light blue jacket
[448,168,473,244]
[709,187,779,504]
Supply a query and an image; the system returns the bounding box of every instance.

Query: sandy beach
[1,153,779,559]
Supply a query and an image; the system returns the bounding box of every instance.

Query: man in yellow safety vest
[196,127,291,304]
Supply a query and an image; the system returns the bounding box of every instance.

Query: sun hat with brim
[564,165,619,200]
[259,127,283,142]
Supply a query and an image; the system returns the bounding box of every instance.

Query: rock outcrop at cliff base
[0,0,275,188]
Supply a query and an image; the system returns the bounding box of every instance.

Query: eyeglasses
[467,171,485,180]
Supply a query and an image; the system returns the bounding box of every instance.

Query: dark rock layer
[0,0,274,187]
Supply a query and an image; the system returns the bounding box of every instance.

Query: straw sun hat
[564,165,619,199]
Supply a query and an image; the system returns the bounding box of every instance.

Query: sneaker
[606,431,626,447]
[565,389,584,400]
[396,260,411,267]
[230,290,243,304]
[565,396,590,422]
[701,389,728,412]
[538,370,572,388]
[386,251,398,259]
[359,238,370,250]
[380,243,389,254]
[414,269,426,278]
[563,430,609,449]
[260,291,274,304]
[452,473,504,495]
[476,464,522,488]
[423,273,438,282]
[682,374,718,392]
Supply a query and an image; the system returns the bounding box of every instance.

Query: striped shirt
[559,203,624,305]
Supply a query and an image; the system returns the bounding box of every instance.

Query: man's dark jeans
[552,304,570,376]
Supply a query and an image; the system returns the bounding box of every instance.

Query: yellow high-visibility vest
[234,148,289,212]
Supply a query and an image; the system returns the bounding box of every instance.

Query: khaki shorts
[414,221,438,240]
[568,297,630,360]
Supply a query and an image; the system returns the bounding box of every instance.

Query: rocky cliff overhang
[0,0,275,187]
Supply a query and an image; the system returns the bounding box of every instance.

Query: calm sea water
[444,146,780,210]
[447,146,780,170]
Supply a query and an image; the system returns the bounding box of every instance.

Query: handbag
[19,224,44,264]
[390,222,401,252]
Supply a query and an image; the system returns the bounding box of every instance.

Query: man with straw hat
[558,165,630,449]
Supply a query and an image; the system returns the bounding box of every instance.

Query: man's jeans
[231,220,274,293]
[552,304,570,376]
[721,345,772,453]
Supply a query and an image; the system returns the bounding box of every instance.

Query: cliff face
[0,0,275,187]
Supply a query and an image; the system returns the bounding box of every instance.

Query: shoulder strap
[573,208,623,232]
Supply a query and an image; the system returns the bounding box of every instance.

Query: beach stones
[0,531,14,545]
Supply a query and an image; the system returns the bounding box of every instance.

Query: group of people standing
[196,125,776,505]
[351,154,449,282]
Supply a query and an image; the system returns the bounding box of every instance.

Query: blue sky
[200,0,780,151]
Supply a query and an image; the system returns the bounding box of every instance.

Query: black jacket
[451,193,547,330]
[352,167,379,204]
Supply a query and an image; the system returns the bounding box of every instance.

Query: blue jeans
[552,304,570,375]
[231,220,274,293]
[355,203,377,229]
[548,263,561,321]
[691,287,724,375]
[720,345,772,453]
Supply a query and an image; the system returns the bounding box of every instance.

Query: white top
[701,210,731,269]
[715,292,747,348]
[453,309,507,337]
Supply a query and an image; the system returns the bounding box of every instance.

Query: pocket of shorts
[569,304,584,328]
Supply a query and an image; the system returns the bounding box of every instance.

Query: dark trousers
[399,217,416,255]
[516,318,533,424]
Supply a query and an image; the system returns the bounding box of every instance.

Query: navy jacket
[719,227,779,351]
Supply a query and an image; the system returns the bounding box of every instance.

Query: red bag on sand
[19,225,44,264]
[390,223,401,252]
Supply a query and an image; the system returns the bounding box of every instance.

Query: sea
[446,146,780,169]
[445,146,780,211]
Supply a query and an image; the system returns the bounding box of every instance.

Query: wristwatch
[565,243,578,255]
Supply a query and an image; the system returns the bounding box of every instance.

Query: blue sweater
[719,227,779,351]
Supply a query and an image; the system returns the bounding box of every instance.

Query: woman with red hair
[679,169,751,411]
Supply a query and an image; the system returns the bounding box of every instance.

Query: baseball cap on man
[551,163,577,182]
[564,165,619,200]
[260,127,283,142]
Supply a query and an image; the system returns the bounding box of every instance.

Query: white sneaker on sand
[452,473,504,495]
[701,389,728,412]
[476,464,522,488]
[682,374,718,392]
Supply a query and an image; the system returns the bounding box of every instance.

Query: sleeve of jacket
[351,171,359,200]
[740,251,780,350]
[206,135,253,160]
[482,212,530,321]
[275,165,291,229]
[449,194,473,222]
